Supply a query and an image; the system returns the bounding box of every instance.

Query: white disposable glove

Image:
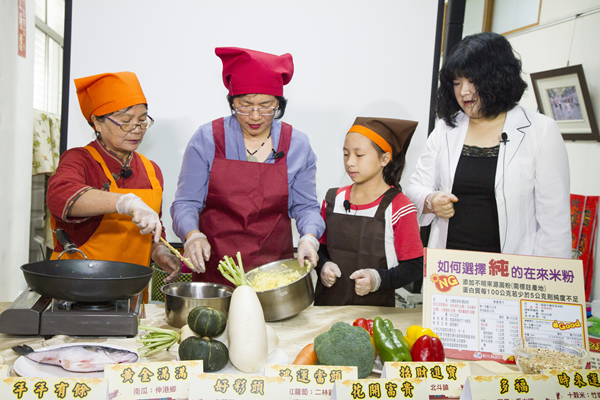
[320,262,341,287]
[349,269,382,296]
[297,234,319,267]
[428,191,459,219]
[151,244,182,283]
[116,193,162,242]
[183,232,211,273]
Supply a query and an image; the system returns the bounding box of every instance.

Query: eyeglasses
[233,106,277,116]
[106,115,154,132]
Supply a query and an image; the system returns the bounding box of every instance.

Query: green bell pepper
[373,316,412,362]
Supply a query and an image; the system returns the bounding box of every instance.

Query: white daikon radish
[219,252,268,373]
[179,324,198,343]
[227,285,268,372]
[266,324,279,355]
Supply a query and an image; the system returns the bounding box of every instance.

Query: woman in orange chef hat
[47,72,181,290]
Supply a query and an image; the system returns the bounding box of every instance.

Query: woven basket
[150,264,192,302]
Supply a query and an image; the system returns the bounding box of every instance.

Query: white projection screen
[64,0,442,243]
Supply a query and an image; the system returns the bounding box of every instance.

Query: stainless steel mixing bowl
[161,282,234,328]
[246,258,314,322]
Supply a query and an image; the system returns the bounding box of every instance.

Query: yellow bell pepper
[404,325,440,349]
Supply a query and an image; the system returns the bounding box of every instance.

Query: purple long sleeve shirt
[171,115,325,242]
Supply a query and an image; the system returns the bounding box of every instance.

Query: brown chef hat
[348,117,418,159]
[74,71,147,123]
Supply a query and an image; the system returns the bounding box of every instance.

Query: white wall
[507,0,600,300]
[0,0,34,301]
[66,0,440,244]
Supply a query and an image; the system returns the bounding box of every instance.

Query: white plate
[372,355,383,375]
[219,348,288,375]
[13,343,138,378]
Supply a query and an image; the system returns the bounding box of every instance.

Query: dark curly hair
[227,94,288,119]
[437,32,527,127]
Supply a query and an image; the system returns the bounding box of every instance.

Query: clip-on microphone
[343,200,351,213]
[121,167,133,179]
[272,150,285,159]
[501,132,509,144]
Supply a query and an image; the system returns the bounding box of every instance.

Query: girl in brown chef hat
[315,117,424,306]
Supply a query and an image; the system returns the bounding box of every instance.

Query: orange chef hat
[74,71,147,122]
[348,117,418,159]
[215,47,294,96]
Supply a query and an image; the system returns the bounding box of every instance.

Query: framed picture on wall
[530,64,600,141]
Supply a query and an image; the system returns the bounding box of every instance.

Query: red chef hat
[215,47,294,96]
[348,117,418,160]
[74,71,147,123]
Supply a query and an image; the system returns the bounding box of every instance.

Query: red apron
[194,118,294,285]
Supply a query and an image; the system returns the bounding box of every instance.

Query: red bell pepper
[410,334,445,362]
[353,318,374,337]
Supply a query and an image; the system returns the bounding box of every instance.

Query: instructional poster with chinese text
[423,248,587,363]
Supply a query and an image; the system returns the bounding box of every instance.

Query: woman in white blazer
[406,33,571,258]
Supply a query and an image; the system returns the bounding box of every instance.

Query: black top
[446,144,501,253]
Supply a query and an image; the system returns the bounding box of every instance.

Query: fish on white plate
[12,344,138,373]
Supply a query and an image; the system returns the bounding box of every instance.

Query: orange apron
[51,146,162,301]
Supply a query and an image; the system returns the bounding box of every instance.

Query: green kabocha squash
[179,336,229,372]
[187,306,227,338]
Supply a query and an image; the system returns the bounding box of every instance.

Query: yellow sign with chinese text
[460,374,556,400]
[264,364,358,399]
[331,378,428,399]
[0,377,106,400]
[188,373,290,399]
[546,369,600,399]
[382,361,471,398]
[103,360,203,399]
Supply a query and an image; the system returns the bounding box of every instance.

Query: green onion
[137,325,180,357]
[217,251,252,287]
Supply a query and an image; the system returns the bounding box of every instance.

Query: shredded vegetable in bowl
[248,262,309,292]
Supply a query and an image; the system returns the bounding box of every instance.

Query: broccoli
[314,321,375,379]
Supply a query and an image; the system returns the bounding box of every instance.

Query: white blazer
[406,106,571,258]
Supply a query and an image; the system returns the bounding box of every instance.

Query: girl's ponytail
[371,142,406,190]
[383,153,406,190]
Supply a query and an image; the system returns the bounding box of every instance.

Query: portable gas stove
[0,290,144,337]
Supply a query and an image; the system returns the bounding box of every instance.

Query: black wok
[21,259,153,303]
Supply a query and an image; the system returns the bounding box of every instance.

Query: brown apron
[194,117,294,286]
[314,187,399,306]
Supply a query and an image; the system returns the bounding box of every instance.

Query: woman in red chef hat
[171,47,324,285]
[47,72,181,295]
[314,118,424,306]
